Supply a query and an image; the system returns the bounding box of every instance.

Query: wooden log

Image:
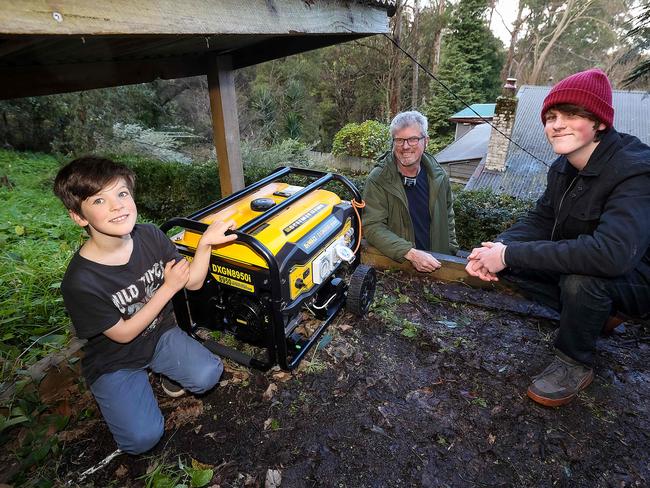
[361,243,498,289]
[361,244,559,321]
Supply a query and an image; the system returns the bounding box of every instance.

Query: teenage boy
[465,68,650,406]
[54,156,237,454]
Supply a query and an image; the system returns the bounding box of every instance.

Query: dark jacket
[500,129,650,279]
[362,151,458,261]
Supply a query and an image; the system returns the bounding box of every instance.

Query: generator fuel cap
[250,198,276,211]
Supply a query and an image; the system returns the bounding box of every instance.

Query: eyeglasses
[392,136,425,147]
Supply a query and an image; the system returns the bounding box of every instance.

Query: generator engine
[161,167,376,370]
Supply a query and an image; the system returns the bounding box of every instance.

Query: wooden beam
[232,34,369,70]
[207,55,244,197]
[0,0,389,36]
[361,244,500,289]
[0,55,206,100]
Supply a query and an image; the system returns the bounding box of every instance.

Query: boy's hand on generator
[163,258,190,292]
[200,219,238,247]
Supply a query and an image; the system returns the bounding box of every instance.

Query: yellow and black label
[211,264,255,293]
[283,203,327,235]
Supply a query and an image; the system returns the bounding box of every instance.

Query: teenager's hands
[199,219,238,247]
[465,241,506,281]
[404,248,441,273]
[465,258,499,282]
[163,258,190,292]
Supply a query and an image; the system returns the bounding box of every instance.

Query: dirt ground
[23,272,650,486]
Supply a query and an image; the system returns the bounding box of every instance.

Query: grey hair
[389,111,428,137]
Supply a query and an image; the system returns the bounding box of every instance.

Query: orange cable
[351,199,366,254]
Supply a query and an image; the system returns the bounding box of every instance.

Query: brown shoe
[527,351,593,407]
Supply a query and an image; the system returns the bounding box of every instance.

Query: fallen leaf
[263,383,278,401]
[272,371,292,382]
[114,465,128,478]
[192,458,213,470]
[339,324,353,332]
[263,418,273,430]
[194,424,203,434]
[165,398,204,430]
[488,433,496,445]
[265,469,282,488]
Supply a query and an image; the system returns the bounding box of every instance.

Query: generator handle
[239,171,360,233]
[272,166,363,203]
[160,217,207,234]
[184,166,295,220]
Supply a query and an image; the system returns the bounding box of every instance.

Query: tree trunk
[431,0,445,74]
[528,0,595,85]
[500,2,525,80]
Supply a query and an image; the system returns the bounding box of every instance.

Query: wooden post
[207,55,244,196]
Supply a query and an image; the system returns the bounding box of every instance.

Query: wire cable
[382,33,552,168]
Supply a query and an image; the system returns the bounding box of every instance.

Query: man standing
[466,68,650,406]
[363,111,458,272]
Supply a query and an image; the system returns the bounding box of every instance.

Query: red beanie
[541,68,614,128]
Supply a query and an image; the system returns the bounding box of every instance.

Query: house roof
[434,122,491,164]
[465,85,650,200]
[0,0,393,100]
[449,103,496,121]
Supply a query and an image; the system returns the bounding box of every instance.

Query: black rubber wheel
[346,264,377,316]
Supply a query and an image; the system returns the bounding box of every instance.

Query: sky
[489,0,520,46]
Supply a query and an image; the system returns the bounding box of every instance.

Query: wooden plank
[0,0,389,35]
[207,55,244,196]
[361,243,498,289]
[232,34,369,70]
[0,55,206,100]
[0,338,85,402]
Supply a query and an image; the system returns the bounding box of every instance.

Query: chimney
[484,78,518,172]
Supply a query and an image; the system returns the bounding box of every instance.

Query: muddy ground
[13,272,650,486]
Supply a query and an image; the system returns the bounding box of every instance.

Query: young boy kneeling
[54,156,236,454]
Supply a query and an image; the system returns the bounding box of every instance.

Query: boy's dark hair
[53,156,136,215]
[544,103,609,141]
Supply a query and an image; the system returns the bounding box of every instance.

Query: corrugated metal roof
[450,103,496,119]
[434,122,491,164]
[465,86,650,200]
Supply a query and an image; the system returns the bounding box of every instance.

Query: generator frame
[161,166,372,371]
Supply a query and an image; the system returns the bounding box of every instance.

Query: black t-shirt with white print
[61,224,180,385]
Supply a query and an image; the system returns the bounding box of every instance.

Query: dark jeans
[500,268,650,366]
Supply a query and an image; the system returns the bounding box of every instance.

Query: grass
[0,150,83,385]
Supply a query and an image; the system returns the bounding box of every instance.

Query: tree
[424,0,505,151]
[513,0,630,85]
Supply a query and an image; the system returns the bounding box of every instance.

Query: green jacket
[362,151,458,262]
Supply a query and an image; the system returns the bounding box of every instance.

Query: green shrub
[453,188,534,250]
[110,156,221,222]
[241,138,311,185]
[331,120,390,160]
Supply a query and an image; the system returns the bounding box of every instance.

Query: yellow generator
[161,167,376,370]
